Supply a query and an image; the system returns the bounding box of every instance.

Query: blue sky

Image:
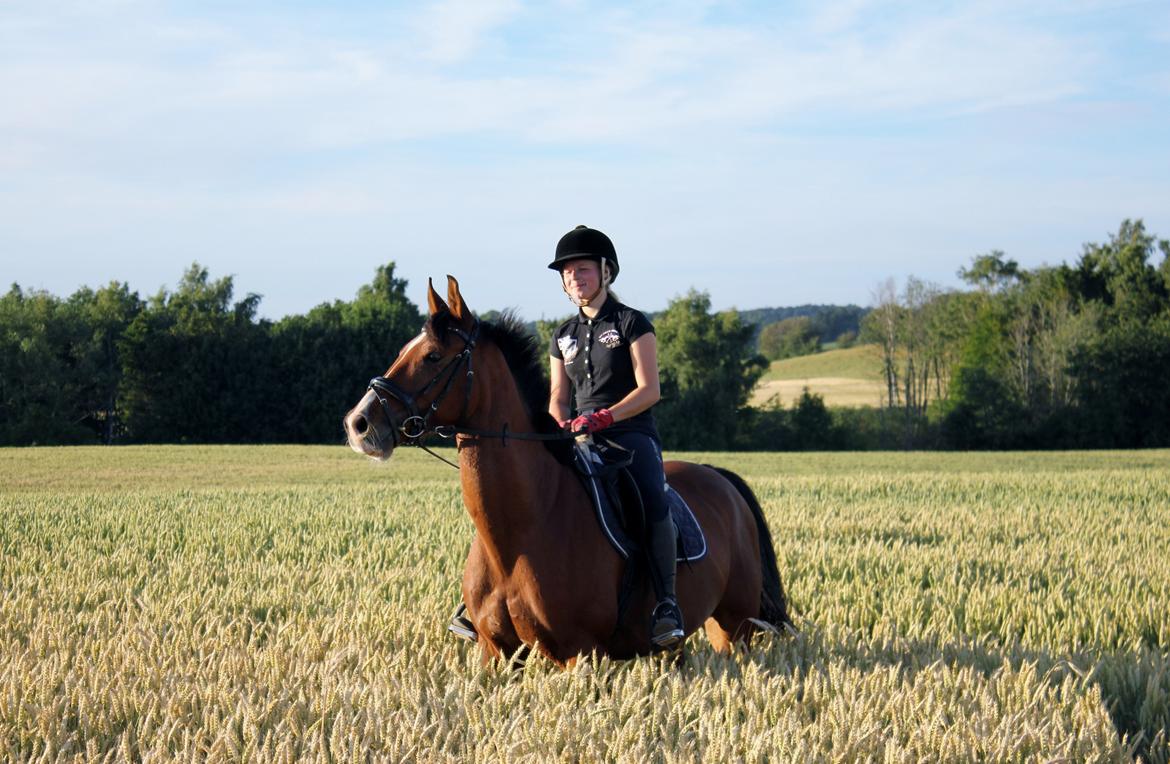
[2,1,1168,321]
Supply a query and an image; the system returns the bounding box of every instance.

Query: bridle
[367,319,480,456]
[365,317,573,469]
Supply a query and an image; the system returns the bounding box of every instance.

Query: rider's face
[560,258,602,300]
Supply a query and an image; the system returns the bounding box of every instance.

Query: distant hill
[760,343,884,382]
[738,304,869,344]
[752,344,885,408]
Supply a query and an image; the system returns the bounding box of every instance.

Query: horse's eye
[425,351,443,363]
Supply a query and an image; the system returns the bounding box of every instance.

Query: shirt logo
[597,329,622,349]
[557,336,579,363]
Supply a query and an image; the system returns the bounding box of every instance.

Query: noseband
[367,320,480,450]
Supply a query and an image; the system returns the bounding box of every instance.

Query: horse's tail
[708,466,791,628]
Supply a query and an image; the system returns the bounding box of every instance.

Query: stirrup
[448,602,478,642]
[649,598,684,649]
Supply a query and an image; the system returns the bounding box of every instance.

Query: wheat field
[1,446,1167,762]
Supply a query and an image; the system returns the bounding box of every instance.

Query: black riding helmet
[547,225,620,284]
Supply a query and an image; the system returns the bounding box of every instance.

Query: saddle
[571,438,707,563]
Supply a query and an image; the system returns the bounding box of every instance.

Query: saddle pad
[574,444,708,563]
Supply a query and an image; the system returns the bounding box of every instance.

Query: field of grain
[2,446,1168,762]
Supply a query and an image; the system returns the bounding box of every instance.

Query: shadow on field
[717,622,1169,764]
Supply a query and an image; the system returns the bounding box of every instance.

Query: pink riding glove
[571,408,614,434]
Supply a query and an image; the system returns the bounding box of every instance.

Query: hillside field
[753,344,887,408]
[1,445,1168,761]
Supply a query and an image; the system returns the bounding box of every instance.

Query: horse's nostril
[352,415,368,436]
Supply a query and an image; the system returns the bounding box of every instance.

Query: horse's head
[344,275,480,460]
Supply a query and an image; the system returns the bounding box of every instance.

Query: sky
[2,0,1169,322]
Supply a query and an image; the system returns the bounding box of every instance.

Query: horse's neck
[456,382,573,573]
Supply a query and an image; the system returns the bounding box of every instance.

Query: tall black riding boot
[646,515,684,649]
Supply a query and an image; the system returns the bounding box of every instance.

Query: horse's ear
[427,278,449,316]
[446,275,472,323]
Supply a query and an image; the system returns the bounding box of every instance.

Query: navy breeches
[605,430,669,523]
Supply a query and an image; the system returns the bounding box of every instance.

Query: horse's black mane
[427,310,570,459]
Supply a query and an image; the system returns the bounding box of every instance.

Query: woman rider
[449,225,685,650]
[548,225,685,649]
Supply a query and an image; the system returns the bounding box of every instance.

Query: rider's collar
[578,295,621,322]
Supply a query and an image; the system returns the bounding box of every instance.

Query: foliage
[866,219,1170,450]
[1,445,1166,761]
[0,286,88,445]
[69,282,144,443]
[0,262,422,445]
[1069,316,1170,448]
[654,290,766,450]
[738,304,868,345]
[118,264,270,443]
[758,316,820,361]
[4,218,1170,451]
[268,263,423,442]
[958,249,1022,292]
[834,329,857,349]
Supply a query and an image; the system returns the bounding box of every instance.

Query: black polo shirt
[549,298,658,438]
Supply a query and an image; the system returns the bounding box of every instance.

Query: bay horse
[344,276,790,666]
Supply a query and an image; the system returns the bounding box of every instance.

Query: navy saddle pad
[573,441,707,563]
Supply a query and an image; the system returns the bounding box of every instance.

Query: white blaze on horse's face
[343,330,431,460]
[389,331,428,373]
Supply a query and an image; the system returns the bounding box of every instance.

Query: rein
[366,318,576,469]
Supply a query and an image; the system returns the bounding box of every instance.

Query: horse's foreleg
[462,539,523,662]
[703,617,736,653]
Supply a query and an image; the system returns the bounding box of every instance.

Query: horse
[343,275,790,666]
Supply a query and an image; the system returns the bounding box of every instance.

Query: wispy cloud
[411,0,522,64]
[1,1,1166,317]
[0,1,1103,152]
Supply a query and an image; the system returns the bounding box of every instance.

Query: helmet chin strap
[563,259,612,308]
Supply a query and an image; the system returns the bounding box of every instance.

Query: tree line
[744,304,866,359]
[1,263,423,446]
[858,219,1170,448]
[0,258,819,451]
[3,218,1167,450]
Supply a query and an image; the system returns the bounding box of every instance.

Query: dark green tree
[67,282,143,443]
[834,330,857,349]
[119,264,271,442]
[958,250,1022,293]
[1072,219,1169,319]
[0,285,92,444]
[1068,316,1170,447]
[269,262,424,442]
[789,388,839,450]
[654,290,765,450]
[758,316,820,361]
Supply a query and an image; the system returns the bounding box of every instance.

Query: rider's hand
[571,408,614,434]
[558,418,573,431]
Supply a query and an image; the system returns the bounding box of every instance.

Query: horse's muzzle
[344,390,394,460]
